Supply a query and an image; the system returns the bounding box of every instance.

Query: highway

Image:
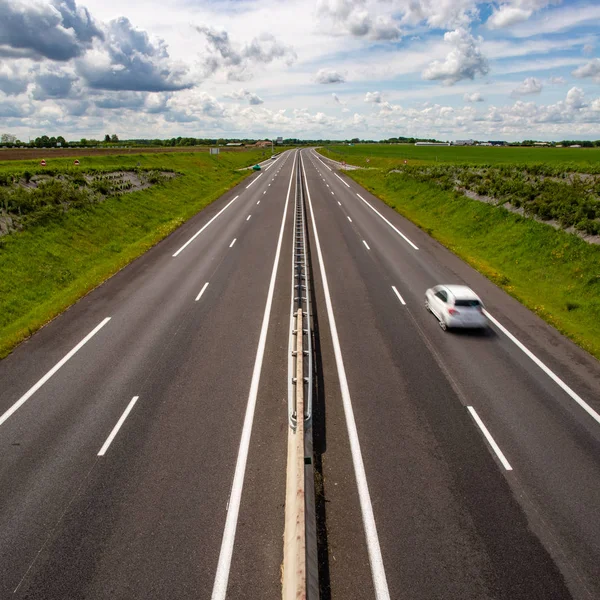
[0,148,599,599]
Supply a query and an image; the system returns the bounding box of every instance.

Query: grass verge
[0,150,266,358]
[345,167,600,360]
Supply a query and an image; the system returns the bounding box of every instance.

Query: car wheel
[439,319,448,331]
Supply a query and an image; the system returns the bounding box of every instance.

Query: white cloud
[422,28,489,85]
[573,58,600,83]
[315,68,346,84]
[508,3,600,38]
[583,44,594,56]
[566,86,586,109]
[511,76,543,96]
[464,92,484,102]
[548,76,565,85]
[332,92,346,106]
[223,88,264,105]
[400,0,479,29]
[365,91,382,103]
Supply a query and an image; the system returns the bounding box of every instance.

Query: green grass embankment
[318,151,600,360]
[0,150,267,358]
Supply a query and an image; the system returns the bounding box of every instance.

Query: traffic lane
[304,162,573,600]
[225,182,294,599]
[12,161,296,599]
[1,154,297,597]
[304,152,600,596]
[308,149,600,415]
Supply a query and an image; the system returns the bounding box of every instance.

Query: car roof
[441,285,480,300]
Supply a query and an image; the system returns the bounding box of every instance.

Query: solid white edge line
[356,193,419,251]
[335,172,351,188]
[173,195,240,257]
[467,406,513,471]
[391,286,406,306]
[229,238,237,248]
[363,240,371,250]
[246,215,251,221]
[301,152,391,600]
[0,317,111,428]
[482,310,600,426]
[211,151,297,600]
[98,396,139,456]
[195,282,209,302]
[311,149,332,171]
[245,172,263,189]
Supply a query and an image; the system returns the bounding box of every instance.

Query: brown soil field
[0,146,250,161]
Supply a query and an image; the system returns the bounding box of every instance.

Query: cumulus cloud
[317,0,401,40]
[0,61,29,95]
[315,68,346,84]
[573,58,600,83]
[511,76,543,97]
[400,0,478,29]
[464,92,484,102]
[548,76,566,85]
[32,68,77,100]
[487,1,560,29]
[0,0,103,61]
[422,28,488,85]
[566,86,586,109]
[197,27,296,81]
[77,17,191,92]
[224,88,264,105]
[365,91,382,103]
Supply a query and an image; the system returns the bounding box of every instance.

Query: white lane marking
[229,238,237,248]
[331,192,335,195]
[257,200,261,205]
[392,286,406,306]
[211,151,296,600]
[363,240,371,250]
[246,173,263,189]
[263,191,266,195]
[269,183,271,187]
[347,216,352,223]
[356,193,419,251]
[301,154,391,600]
[173,195,240,257]
[0,318,111,428]
[483,310,600,426]
[98,396,139,456]
[195,282,209,302]
[335,172,351,188]
[311,149,332,171]
[467,406,513,471]
[337,201,342,206]
[246,215,252,221]
[326,184,330,187]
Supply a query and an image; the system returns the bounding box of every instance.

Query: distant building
[253,140,272,148]
[489,141,507,146]
[414,142,450,146]
[570,144,582,148]
[534,142,550,146]
[453,139,475,146]
[226,142,243,146]
[479,142,492,146]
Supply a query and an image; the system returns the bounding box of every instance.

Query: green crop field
[321,143,600,170]
[0,149,267,358]
[317,145,600,360]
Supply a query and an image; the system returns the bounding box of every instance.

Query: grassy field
[321,143,600,170]
[0,149,267,358]
[318,146,600,360]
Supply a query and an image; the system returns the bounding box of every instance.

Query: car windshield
[455,299,481,307]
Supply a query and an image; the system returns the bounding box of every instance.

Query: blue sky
[1,0,600,141]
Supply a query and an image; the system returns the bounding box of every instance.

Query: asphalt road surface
[0,147,599,599]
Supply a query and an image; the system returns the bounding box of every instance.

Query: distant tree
[110,134,119,142]
[80,138,88,146]
[56,136,67,147]
[1,133,16,144]
[104,134,111,143]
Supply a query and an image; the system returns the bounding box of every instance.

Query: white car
[425,285,488,331]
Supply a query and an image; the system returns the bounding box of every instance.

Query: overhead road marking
[173,195,240,257]
[483,310,600,426]
[211,151,297,600]
[363,240,371,250]
[98,396,139,456]
[392,286,406,306]
[0,318,111,428]
[335,173,351,188]
[246,215,252,221]
[195,282,209,302]
[246,173,263,189]
[356,194,419,251]
[229,238,237,248]
[301,154,391,600]
[467,406,513,471]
